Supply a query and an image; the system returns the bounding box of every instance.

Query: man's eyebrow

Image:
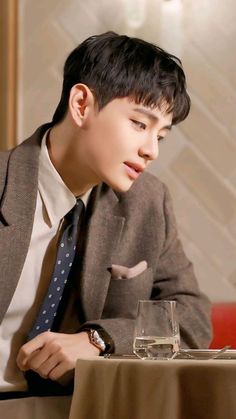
[132,108,172,130]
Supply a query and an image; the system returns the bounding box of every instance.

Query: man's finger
[16,331,53,369]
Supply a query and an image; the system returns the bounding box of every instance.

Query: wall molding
[0,0,18,150]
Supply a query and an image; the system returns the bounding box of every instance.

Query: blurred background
[1,0,236,302]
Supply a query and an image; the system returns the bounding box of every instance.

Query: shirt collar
[38,131,91,226]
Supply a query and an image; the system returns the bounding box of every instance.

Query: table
[69,356,236,419]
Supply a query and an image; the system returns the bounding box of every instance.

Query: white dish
[174,349,236,360]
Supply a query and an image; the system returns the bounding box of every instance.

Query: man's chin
[108,179,134,193]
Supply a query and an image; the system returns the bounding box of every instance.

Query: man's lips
[124,162,145,179]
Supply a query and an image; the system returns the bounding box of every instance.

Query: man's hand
[16,331,100,381]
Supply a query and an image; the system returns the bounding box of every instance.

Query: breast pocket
[102,267,153,319]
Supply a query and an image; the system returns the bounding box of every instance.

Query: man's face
[80,97,172,192]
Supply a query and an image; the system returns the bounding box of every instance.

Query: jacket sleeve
[79,184,212,353]
[150,184,212,349]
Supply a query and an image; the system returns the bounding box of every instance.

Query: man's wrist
[81,326,114,355]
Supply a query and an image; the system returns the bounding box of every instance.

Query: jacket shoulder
[139,171,166,193]
[0,123,51,201]
[0,149,11,167]
[0,149,11,197]
[115,171,171,222]
[125,171,168,202]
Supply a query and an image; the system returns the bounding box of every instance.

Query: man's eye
[157,136,164,142]
[131,120,146,130]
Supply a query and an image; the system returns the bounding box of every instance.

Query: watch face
[91,329,106,352]
[83,327,114,354]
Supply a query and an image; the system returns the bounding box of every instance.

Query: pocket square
[110,260,147,279]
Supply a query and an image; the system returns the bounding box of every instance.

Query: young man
[0,32,211,398]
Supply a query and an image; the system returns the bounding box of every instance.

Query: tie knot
[65,198,84,226]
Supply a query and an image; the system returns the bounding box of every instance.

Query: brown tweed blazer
[0,124,212,353]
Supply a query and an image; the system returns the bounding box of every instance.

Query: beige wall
[17,0,236,302]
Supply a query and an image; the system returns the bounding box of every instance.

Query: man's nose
[138,137,159,162]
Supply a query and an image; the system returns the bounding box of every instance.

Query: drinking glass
[133,300,180,360]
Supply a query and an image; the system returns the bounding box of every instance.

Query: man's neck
[46,122,98,197]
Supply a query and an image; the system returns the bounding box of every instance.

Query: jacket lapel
[79,185,125,321]
[0,124,50,322]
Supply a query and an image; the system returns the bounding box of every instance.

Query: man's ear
[69,84,95,126]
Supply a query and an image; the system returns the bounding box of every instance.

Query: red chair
[209,302,236,349]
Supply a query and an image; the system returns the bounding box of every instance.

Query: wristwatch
[84,328,113,355]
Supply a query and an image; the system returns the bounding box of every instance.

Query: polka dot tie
[28,198,84,340]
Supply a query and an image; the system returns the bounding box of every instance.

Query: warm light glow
[160,0,183,57]
[123,0,147,29]
[161,0,183,13]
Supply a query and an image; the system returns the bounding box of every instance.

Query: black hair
[52,31,190,125]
